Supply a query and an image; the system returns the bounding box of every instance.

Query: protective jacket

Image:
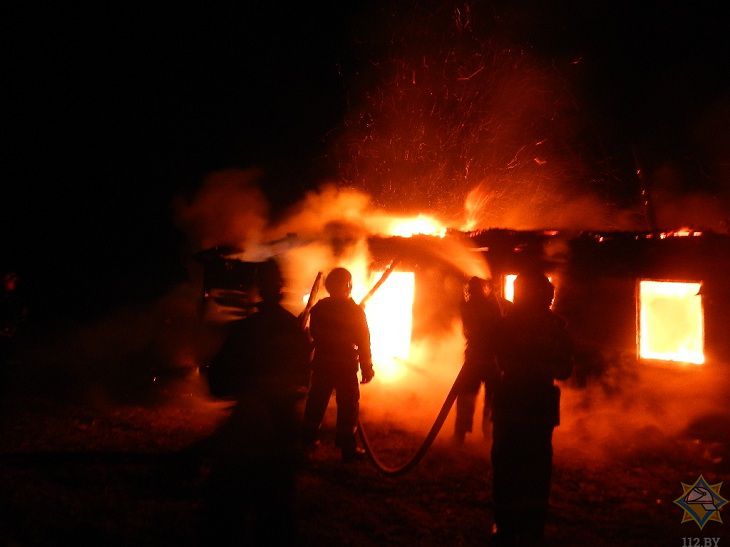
[461,292,503,367]
[490,302,573,543]
[211,302,311,398]
[493,306,572,426]
[310,296,372,376]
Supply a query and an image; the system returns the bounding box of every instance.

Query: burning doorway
[638,280,705,365]
[356,270,415,383]
[504,274,518,302]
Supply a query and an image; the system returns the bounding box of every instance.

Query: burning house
[196,225,730,389]
[467,228,730,372]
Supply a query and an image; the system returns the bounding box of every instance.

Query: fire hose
[355,261,462,476]
[356,368,462,476]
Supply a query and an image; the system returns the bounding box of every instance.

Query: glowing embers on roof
[659,228,704,239]
[360,271,415,383]
[638,280,705,365]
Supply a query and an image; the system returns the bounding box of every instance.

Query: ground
[1,373,729,546]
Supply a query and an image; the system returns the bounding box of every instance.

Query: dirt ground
[1,374,729,546]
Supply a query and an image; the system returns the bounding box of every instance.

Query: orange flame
[386,214,447,238]
[638,280,704,365]
[360,271,415,382]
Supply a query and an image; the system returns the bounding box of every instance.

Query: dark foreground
[1,382,729,546]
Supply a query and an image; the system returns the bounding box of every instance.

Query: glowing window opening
[503,274,554,303]
[638,280,704,365]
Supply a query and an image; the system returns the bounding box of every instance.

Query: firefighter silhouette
[302,267,375,462]
[454,276,507,444]
[491,270,573,545]
[204,258,311,545]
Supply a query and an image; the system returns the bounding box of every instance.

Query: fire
[659,227,704,239]
[359,271,415,383]
[386,214,447,238]
[504,274,517,302]
[638,280,704,365]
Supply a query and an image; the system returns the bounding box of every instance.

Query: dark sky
[5,1,728,319]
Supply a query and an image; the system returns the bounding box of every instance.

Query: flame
[360,271,415,383]
[386,214,447,238]
[638,280,704,365]
[504,274,517,302]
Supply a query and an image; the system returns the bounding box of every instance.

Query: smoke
[361,332,730,464]
[360,320,465,435]
[465,183,642,231]
[164,0,728,449]
[173,169,269,252]
[173,174,490,312]
[554,355,730,464]
[268,186,477,283]
[168,170,489,434]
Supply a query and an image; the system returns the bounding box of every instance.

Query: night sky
[5,1,728,320]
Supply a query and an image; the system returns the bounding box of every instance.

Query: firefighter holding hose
[454,276,506,444]
[302,267,375,462]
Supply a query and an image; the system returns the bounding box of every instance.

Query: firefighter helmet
[514,270,554,309]
[324,267,353,297]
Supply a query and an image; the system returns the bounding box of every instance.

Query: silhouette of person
[204,258,311,545]
[490,271,573,545]
[454,276,506,444]
[302,267,374,462]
